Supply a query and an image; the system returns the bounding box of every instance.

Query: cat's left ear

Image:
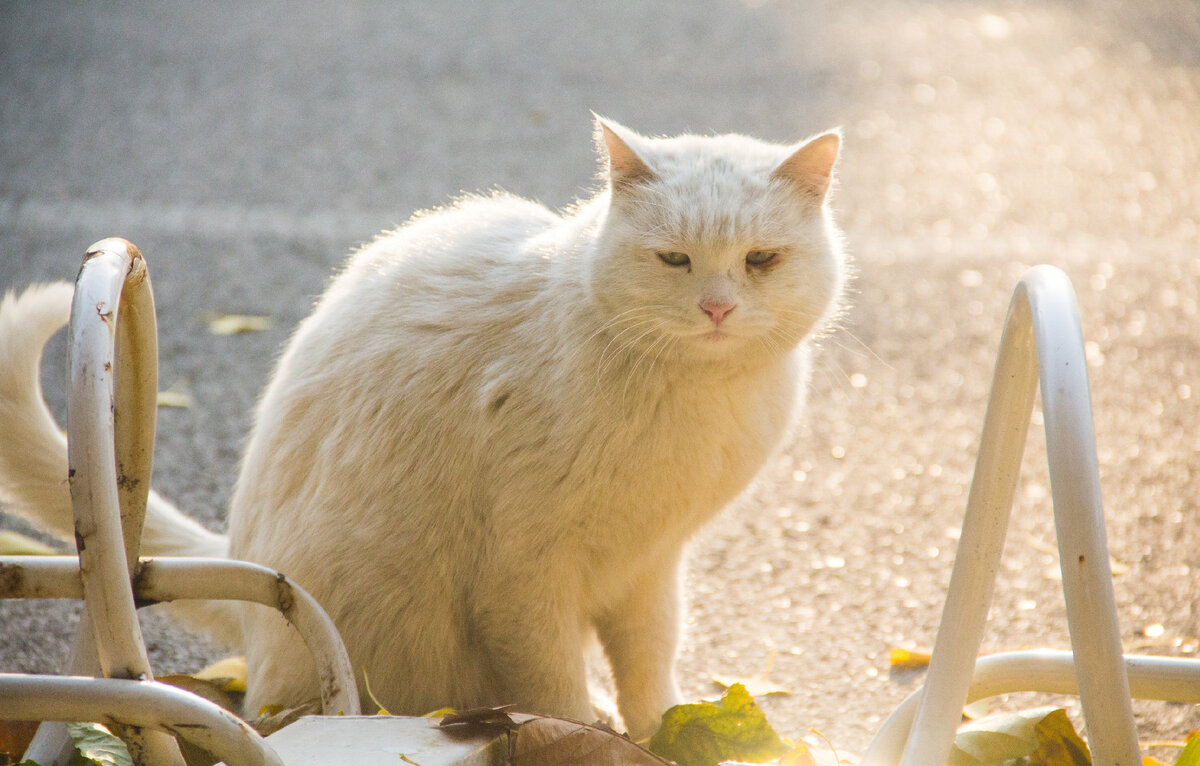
[770,130,841,202]
[593,114,657,191]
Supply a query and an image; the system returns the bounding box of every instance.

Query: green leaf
[64,722,132,766]
[646,683,788,766]
[1174,735,1200,766]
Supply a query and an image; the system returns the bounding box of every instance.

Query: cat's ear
[770,130,841,202]
[593,114,657,191]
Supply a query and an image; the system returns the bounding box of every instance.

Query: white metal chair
[0,239,359,766]
[860,266,1200,766]
[3,242,1199,765]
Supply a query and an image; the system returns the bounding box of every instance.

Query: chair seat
[250,717,506,766]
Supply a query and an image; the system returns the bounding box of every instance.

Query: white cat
[0,117,845,739]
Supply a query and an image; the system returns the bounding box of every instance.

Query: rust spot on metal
[275,572,296,618]
[131,560,159,608]
[126,251,148,286]
[0,562,26,595]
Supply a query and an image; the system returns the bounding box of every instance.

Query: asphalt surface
[2,0,1198,758]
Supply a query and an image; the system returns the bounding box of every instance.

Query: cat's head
[588,116,846,364]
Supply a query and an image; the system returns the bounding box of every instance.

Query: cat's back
[358,192,561,287]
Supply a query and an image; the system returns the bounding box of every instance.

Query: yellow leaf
[209,314,272,335]
[711,673,792,697]
[156,391,193,408]
[647,683,788,766]
[889,647,932,669]
[193,655,248,693]
[0,530,59,555]
[780,741,819,765]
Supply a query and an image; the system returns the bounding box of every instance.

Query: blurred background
[2,0,1198,757]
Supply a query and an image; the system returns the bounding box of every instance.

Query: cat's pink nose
[700,300,737,325]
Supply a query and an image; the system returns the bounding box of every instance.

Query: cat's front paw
[589,690,621,731]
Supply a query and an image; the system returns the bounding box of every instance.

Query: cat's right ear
[593,114,657,191]
[771,130,841,203]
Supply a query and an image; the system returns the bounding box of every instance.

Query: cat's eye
[657,251,691,267]
[745,250,779,267]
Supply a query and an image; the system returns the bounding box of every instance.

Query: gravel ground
[1,0,1197,760]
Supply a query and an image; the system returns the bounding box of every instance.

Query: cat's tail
[0,283,240,643]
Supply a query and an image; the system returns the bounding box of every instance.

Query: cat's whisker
[644,333,677,384]
[622,322,674,407]
[595,314,670,382]
[828,329,893,371]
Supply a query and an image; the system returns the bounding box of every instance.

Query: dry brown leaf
[250,700,320,736]
[439,704,520,730]
[512,716,671,766]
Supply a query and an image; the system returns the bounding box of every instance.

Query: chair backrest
[0,239,359,766]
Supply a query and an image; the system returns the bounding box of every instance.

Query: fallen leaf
[778,741,819,765]
[888,647,932,669]
[1028,707,1091,765]
[154,381,192,408]
[711,673,791,697]
[208,314,271,335]
[950,707,1090,766]
[250,700,320,737]
[647,683,788,766]
[193,655,248,693]
[512,716,671,765]
[65,722,132,766]
[962,699,990,720]
[439,705,520,730]
[1175,734,1200,766]
[0,530,59,555]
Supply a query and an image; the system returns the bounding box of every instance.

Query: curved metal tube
[65,238,183,765]
[0,674,283,766]
[0,555,360,715]
[865,650,1200,764]
[881,266,1140,766]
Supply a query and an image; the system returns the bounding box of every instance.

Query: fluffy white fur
[0,117,845,739]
